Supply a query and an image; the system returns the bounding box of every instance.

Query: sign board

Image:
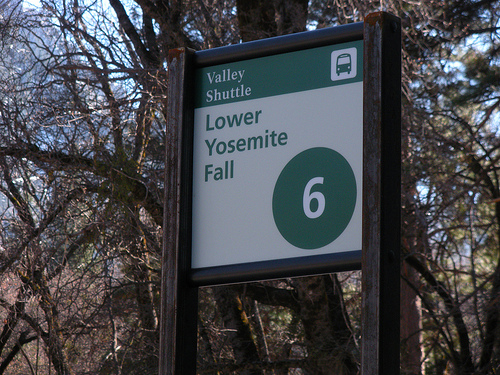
[160,13,401,375]
[189,28,364,284]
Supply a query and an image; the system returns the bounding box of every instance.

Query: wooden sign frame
[159,11,401,375]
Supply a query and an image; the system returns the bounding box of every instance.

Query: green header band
[194,40,363,108]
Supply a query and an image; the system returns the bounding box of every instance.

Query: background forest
[0,0,500,374]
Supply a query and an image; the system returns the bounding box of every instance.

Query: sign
[161,14,401,375]
[190,38,364,283]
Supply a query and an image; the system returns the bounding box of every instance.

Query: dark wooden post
[362,12,401,375]
[159,48,198,375]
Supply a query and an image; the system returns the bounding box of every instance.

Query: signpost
[160,11,401,375]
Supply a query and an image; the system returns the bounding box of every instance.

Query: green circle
[272,147,357,249]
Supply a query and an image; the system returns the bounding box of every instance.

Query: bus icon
[336,53,352,75]
[331,47,357,81]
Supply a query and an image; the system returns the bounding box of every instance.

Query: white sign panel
[191,41,363,271]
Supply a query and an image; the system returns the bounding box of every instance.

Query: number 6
[303,177,325,219]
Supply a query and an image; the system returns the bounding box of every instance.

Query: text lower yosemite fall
[202,109,288,182]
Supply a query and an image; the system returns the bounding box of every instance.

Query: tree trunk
[236,0,308,42]
[293,275,358,375]
[401,262,422,375]
[214,286,263,375]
